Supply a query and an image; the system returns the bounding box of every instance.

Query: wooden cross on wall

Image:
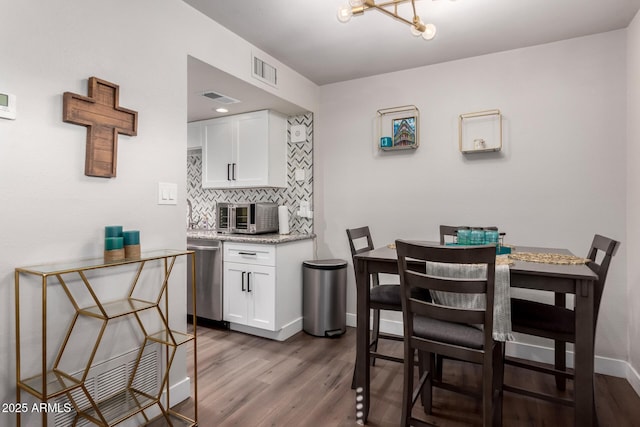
[63,77,138,178]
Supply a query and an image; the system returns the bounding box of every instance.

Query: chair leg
[492,343,505,427]
[554,293,567,391]
[401,348,416,427]
[371,308,380,366]
[554,340,567,391]
[482,351,494,427]
[419,351,434,414]
[351,358,357,389]
[435,354,444,382]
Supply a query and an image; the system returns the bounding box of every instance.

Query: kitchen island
[187,230,315,341]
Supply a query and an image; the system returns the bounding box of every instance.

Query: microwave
[216,202,279,234]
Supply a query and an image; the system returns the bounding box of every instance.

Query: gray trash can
[303,259,347,337]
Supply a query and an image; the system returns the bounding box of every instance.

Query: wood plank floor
[172,325,640,426]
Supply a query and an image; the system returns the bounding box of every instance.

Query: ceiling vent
[202,91,240,105]
[252,55,278,87]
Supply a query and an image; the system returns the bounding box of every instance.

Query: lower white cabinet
[222,239,314,341]
[224,262,276,330]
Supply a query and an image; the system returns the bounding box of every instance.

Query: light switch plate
[158,182,177,205]
[295,168,305,182]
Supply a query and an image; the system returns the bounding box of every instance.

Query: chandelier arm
[367,1,417,27]
[367,0,412,8]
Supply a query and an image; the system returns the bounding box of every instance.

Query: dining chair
[504,234,619,403]
[396,240,504,427]
[346,226,404,388]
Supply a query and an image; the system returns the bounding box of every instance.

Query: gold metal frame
[458,109,503,153]
[376,105,420,151]
[15,249,198,426]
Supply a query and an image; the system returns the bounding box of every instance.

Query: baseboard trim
[168,376,192,406]
[229,318,302,341]
[346,312,640,397]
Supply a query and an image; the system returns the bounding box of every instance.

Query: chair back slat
[406,269,487,293]
[410,299,486,324]
[586,234,620,328]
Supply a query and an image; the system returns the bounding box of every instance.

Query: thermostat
[0,92,16,120]
[290,124,306,143]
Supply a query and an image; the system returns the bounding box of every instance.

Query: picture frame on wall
[376,105,420,152]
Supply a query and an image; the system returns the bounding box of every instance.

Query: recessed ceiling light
[216,108,229,113]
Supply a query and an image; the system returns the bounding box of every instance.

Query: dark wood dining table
[353,243,599,426]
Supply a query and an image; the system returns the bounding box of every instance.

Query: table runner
[426,260,514,342]
[508,252,589,265]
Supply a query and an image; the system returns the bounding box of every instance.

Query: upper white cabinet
[201,110,287,189]
[187,121,203,150]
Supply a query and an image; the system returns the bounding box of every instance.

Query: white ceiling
[185,0,640,121]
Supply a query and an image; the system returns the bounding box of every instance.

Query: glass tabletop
[15,249,192,275]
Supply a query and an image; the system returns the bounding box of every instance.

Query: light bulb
[422,23,437,40]
[349,0,364,6]
[337,4,353,23]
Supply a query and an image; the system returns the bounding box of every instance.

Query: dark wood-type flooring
[171,325,640,427]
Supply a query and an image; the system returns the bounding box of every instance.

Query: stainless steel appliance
[187,239,223,323]
[216,202,279,234]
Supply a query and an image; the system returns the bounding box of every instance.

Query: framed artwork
[392,116,417,148]
[377,105,420,151]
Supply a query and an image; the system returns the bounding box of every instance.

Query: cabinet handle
[247,272,252,292]
[232,163,237,180]
[238,251,257,256]
[241,271,246,292]
[227,163,231,181]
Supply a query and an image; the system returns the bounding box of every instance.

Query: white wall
[316,31,627,362]
[0,1,318,426]
[627,11,640,377]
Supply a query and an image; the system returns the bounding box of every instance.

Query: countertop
[187,229,315,244]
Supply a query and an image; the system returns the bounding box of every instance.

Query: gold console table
[15,249,198,426]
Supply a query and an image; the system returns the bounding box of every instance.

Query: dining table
[353,242,599,426]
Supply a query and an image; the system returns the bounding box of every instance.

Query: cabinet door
[202,118,235,189]
[236,111,269,187]
[187,122,203,150]
[223,262,248,324]
[246,264,276,330]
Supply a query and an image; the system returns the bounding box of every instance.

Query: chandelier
[337,0,444,41]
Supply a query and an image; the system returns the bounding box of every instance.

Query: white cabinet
[224,262,276,330]
[201,110,287,189]
[187,121,204,150]
[222,239,314,341]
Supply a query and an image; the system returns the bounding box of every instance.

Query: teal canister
[470,229,485,245]
[457,229,471,245]
[485,230,499,245]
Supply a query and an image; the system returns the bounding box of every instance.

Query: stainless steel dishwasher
[187,239,223,323]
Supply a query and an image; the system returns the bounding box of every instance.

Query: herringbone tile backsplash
[187,113,313,234]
